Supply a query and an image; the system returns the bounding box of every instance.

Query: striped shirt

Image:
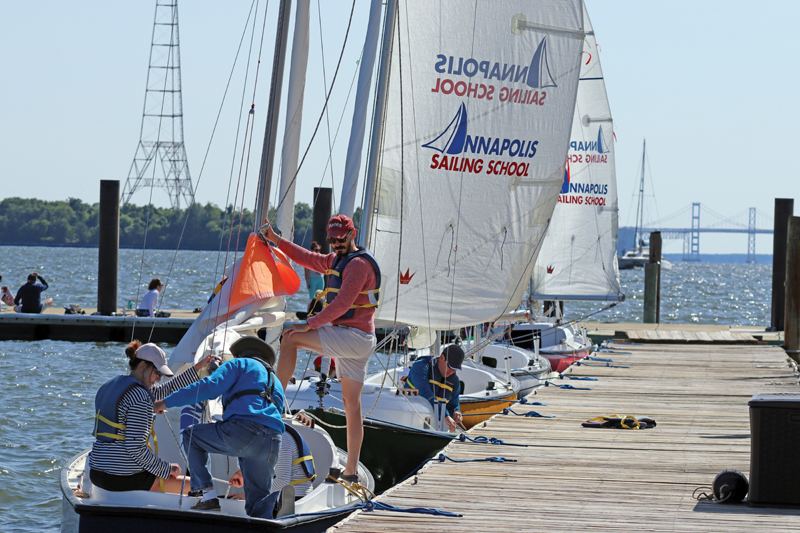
[89,368,199,479]
[272,435,312,498]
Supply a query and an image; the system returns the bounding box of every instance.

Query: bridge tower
[683,202,701,262]
[747,207,757,263]
[121,1,194,209]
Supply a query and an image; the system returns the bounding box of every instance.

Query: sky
[1,1,797,255]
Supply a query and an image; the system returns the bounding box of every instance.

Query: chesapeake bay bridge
[620,203,773,263]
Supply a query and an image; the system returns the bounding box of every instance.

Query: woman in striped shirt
[89,341,216,493]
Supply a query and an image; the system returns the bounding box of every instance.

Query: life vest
[222,359,278,410]
[93,375,155,442]
[285,425,316,486]
[405,356,459,404]
[318,247,381,320]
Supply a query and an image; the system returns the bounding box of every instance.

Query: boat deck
[330,342,800,532]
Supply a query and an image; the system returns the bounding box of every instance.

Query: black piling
[313,187,333,254]
[97,180,120,316]
[771,198,794,332]
[785,216,800,362]
[649,231,662,323]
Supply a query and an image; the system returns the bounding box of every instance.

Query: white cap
[136,343,174,377]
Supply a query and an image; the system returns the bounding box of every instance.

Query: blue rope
[596,348,632,354]
[462,408,554,418]
[457,433,528,446]
[365,500,463,517]
[561,375,598,381]
[586,356,613,362]
[488,397,543,405]
[576,361,630,369]
[394,452,518,486]
[545,382,591,390]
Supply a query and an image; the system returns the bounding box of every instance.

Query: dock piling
[97,180,120,316]
[649,231,662,323]
[785,216,800,361]
[313,187,332,254]
[771,198,794,332]
[643,263,658,323]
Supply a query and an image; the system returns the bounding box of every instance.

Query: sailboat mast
[359,0,398,246]
[339,0,382,218]
[634,139,646,249]
[255,0,292,229]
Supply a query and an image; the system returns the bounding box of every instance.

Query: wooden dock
[331,342,800,532]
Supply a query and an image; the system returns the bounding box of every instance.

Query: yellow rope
[325,474,376,502]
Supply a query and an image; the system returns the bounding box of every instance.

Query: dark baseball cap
[442,344,465,370]
[230,336,276,367]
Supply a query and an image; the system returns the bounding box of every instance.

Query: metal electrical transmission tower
[747,207,757,263]
[121,1,194,209]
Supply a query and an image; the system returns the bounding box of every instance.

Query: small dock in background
[331,340,800,532]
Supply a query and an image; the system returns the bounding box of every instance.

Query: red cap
[327,214,355,239]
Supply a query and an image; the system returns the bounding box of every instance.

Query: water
[0,246,773,532]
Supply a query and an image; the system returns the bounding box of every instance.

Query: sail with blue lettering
[530,4,623,302]
[364,0,585,329]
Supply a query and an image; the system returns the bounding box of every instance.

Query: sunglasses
[327,230,352,245]
[148,362,164,378]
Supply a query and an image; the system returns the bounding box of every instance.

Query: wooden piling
[97,180,119,316]
[771,199,794,331]
[785,216,800,361]
[312,187,332,254]
[649,231,662,323]
[643,263,658,323]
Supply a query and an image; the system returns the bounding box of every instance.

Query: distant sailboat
[618,139,673,270]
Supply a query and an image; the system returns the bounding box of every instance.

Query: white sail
[530,4,623,302]
[365,0,585,330]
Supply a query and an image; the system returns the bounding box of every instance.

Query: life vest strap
[292,455,313,466]
[290,475,316,486]
[95,412,126,430]
[429,379,453,392]
[95,432,126,441]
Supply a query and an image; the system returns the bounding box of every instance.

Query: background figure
[138,278,162,317]
[304,241,325,300]
[1,274,16,310]
[14,272,53,313]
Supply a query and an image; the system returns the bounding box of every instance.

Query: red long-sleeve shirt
[278,239,377,334]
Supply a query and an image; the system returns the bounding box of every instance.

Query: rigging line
[446,1,481,331]
[210,0,261,295]
[267,0,357,225]
[210,2,269,347]
[132,4,181,343]
[147,0,261,343]
[316,0,337,212]
[399,3,435,336]
[644,148,661,226]
[298,54,363,247]
[391,10,406,334]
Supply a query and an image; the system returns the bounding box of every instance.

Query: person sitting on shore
[137,278,162,317]
[14,272,53,314]
[89,341,217,494]
[1,274,16,310]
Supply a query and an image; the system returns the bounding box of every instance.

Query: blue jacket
[164,358,285,434]
[405,356,461,416]
[14,277,48,313]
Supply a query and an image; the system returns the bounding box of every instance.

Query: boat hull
[539,347,591,373]
[307,409,452,493]
[458,392,519,428]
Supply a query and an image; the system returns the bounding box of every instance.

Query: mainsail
[365,0,585,330]
[530,4,623,302]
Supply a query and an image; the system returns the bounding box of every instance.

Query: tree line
[0,197,361,250]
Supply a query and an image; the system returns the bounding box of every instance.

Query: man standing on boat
[403,345,465,431]
[154,337,285,517]
[261,214,379,484]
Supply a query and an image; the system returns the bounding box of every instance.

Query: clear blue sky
[1,1,797,254]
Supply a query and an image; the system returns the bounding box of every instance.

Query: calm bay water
[0,245,773,532]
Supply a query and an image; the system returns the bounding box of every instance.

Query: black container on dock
[748,393,800,506]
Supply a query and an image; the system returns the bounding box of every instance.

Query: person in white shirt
[138,278,162,317]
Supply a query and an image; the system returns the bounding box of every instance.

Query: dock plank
[330,343,800,532]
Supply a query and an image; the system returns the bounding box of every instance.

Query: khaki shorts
[317,325,376,383]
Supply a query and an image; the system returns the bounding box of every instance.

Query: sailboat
[285,0,586,489]
[360,0,585,419]
[61,1,377,530]
[512,3,624,373]
[618,140,673,270]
